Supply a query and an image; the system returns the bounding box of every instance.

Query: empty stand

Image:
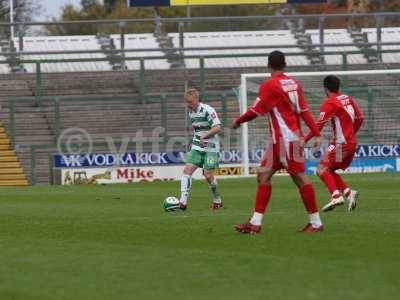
[170,30,309,68]
[111,34,171,70]
[14,36,111,73]
[362,27,400,64]
[0,29,396,74]
[307,29,367,65]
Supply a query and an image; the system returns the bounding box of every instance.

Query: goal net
[238,69,400,176]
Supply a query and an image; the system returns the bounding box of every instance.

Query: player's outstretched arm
[301,110,321,143]
[304,101,337,143]
[295,85,321,144]
[232,109,258,129]
[233,82,276,129]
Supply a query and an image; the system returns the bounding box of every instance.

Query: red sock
[299,184,319,214]
[318,171,339,195]
[331,172,349,194]
[254,183,272,214]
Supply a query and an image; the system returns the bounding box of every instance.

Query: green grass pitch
[0,173,399,300]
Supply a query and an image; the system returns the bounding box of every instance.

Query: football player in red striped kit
[232,51,323,234]
[305,75,364,212]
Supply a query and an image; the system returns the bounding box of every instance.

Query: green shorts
[186,149,220,170]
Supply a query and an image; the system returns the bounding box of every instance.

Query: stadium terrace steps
[0,167,25,174]
[0,77,33,97]
[306,29,368,65]
[0,180,29,186]
[0,98,54,184]
[0,173,25,180]
[14,136,54,145]
[0,72,139,98]
[0,156,18,162]
[362,27,400,64]
[0,136,10,144]
[0,150,16,156]
[169,31,309,68]
[0,122,29,186]
[111,33,172,70]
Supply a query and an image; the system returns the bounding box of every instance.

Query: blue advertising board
[54,144,400,169]
[305,158,398,175]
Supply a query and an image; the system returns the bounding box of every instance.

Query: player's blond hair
[185,88,199,99]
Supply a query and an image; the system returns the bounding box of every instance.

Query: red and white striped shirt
[251,73,309,144]
[316,93,364,145]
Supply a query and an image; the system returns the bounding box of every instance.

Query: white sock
[180,175,192,205]
[309,212,322,228]
[208,179,221,203]
[250,212,263,226]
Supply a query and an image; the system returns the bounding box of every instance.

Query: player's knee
[184,164,196,175]
[203,171,213,181]
[257,173,270,185]
[291,173,310,188]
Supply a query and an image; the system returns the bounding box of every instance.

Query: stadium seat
[169,30,309,68]
[306,29,367,65]
[111,34,171,70]
[362,27,400,64]
[13,36,112,72]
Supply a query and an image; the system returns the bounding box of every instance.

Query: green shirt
[189,103,221,153]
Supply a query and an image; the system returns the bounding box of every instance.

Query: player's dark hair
[268,51,286,70]
[323,75,341,93]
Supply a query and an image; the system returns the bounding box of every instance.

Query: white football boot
[347,190,359,212]
[322,196,345,212]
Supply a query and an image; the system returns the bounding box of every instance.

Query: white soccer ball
[163,196,180,212]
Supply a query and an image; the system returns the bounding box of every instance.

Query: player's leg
[251,169,274,224]
[290,172,323,232]
[331,172,358,211]
[234,168,275,234]
[316,145,345,212]
[284,140,323,232]
[331,144,358,211]
[203,151,222,209]
[180,149,202,209]
[203,169,223,209]
[235,143,279,234]
[331,171,349,195]
[179,163,197,209]
[235,142,279,234]
[331,171,353,200]
[317,164,341,198]
[317,164,345,212]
